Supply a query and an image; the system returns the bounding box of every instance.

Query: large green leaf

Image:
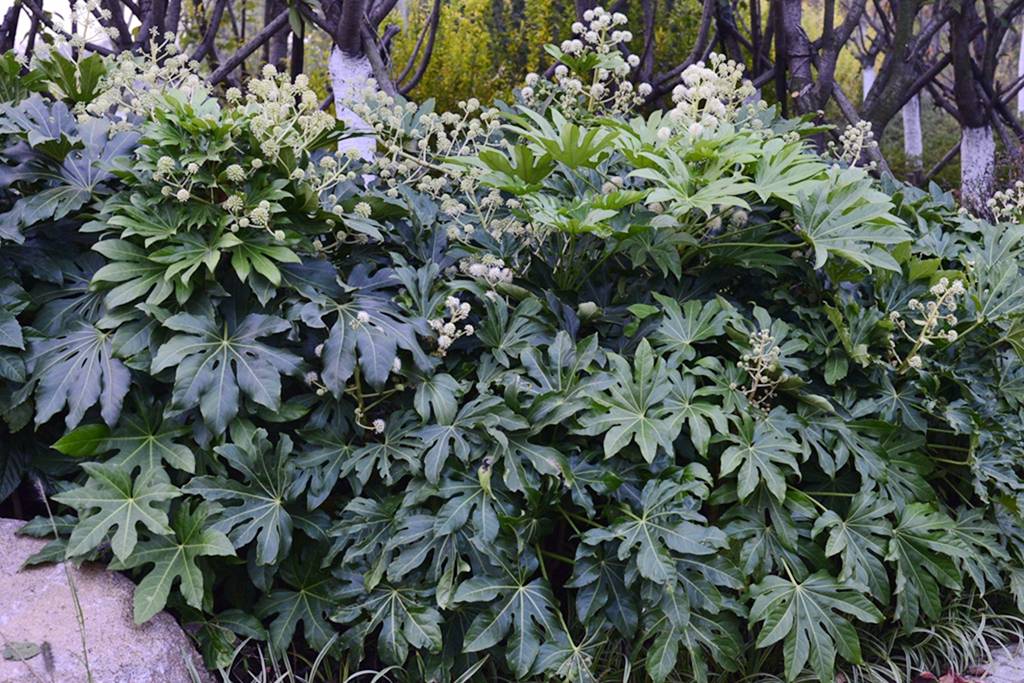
[333,583,443,666]
[26,321,131,428]
[54,462,179,560]
[256,549,338,652]
[110,502,234,623]
[651,294,733,363]
[152,311,301,435]
[792,166,909,272]
[812,492,893,601]
[583,476,724,584]
[886,503,967,628]
[577,339,681,462]
[750,571,882,682]
[719,416,801,501]
[452,552,560,678]
[184,428,300,565]
[99,399,194,473]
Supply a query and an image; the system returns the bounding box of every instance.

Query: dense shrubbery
[5,14,1024,683]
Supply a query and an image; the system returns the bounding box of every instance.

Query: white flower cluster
[738,329,782,410]
[240,67,342,173]
[520,7,650,116]
[663,53,759,138]
[355,88,501,200]
[429,296,475,356]
[828,120,878,169]
[85,39,200,118]
[459,255,514,286]
[32,0,127,62]
[889,277,965,372]
[988,181,1024,222]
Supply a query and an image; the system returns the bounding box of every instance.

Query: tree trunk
[961,125,995,216]
[329,47,376,161]
[862,63,875,102]
[902,94,923,183]
[779,0,814,112]
[1018,27,1024,116]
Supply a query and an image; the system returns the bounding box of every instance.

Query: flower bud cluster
[520,7,650,116]
[988,181,1024,222]
[888,277,965,372]
[662,53,760,138]
[828,121,878,169]
[428,296,475,356]
[739,329,782,410]
[459,255,514,286]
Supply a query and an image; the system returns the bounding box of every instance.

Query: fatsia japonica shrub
[4,13,1024,683]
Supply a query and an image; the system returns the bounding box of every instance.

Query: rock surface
[977,642,1024,682]
[0,517,210,683]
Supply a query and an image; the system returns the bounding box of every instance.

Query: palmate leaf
[792,166,909,272]
[110,502,234,623]
[750,571,883,683]
[25,320,131,428]
[583,476,725,584]
[184,428,300,565]
[532,630,601,683]
[719,416,802,502]
[651,294,733,363]
[452,550,561,679]
[91,238,174,309]
[664,373,729,456]
[333,583,443,666]
[724,489,817,580]
[152,310,301,435]
[886,503,967,628]
[566,546,638,637]
[812,492,894,601]
[294,415,354,508]
[518,332,611,430]
[0,117,138,236]
[53,462,179,560]
[328,495,406,590]
[293,262,435,393]
[576,339,681,462]
[948,508,1008,594]
[965,224,1024,323]
[99,398,194,473]
[417,395,526,484]
[257,549,339,652]
[750,137,826,203]
[643,581,742,683]
[345,411,421,486]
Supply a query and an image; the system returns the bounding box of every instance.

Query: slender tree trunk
[1018,27,1024,116]
[780,0,814,112]
[951,1,994,216]
[902,94,923,183]
[330,47,376,160]
[862,63,875,102]
[961,125,995,213]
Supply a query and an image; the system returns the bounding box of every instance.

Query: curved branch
[651,0,714,93]
[398,0,441,92]
[190,0,230,63]
[361,21,399,97]
[22,0,115,54]
[209,9,290,85]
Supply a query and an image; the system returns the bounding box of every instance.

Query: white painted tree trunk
[862,64,875,102]
[961,125,995,215]
[329,47,376,161]
[902,94,923,176]
[1018,29,1024,116]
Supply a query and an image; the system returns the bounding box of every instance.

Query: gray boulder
[0,517,211,683]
